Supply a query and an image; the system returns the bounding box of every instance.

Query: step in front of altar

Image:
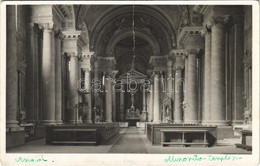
[136,122,147,128]
[119,122,128,128]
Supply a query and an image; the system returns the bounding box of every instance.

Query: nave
[5,4,254,154]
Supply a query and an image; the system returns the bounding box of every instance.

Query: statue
[164,107,172,123]
[136,109,140,118]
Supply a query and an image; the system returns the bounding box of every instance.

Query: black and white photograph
[0,1,259,165]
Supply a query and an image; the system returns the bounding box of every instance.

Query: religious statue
[136,109,140,118]
[164,107,172,123]
[78,103,83,123]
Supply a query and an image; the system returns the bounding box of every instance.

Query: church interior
[5,4,253,153]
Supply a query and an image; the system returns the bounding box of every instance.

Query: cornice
[149,56,167,64]
[98,57,116,65]
[169,49,186,57]
[177,26,203,47]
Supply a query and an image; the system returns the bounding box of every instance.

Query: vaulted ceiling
[73,5,199,74]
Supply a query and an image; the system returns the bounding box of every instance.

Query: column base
[55,120,63,125]
[231,120,244,125]
[216,125,236,140]
[201,120,213,125]
[153,120,161,124]
[173,120,183,123]
[26,120,38,124]
[6,127,25,149]
[184,120,199,124]
[68,120,78,124]
[207,120,228,126]
[85,120,93,123]
[106,120,113,123]
[40,120,57,125]
[6,120,20,128]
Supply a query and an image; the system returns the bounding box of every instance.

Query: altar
[125,106,140,126]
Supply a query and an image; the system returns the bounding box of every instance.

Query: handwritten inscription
[164,154,243,163]
[15,155,50,163]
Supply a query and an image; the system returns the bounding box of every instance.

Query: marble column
[174,68,183,123]
[6,6,19,128]
[143,89,146,112]
[201,29,211,124]
[183,55,189,116]
[120,89,125,121]
[167,60,174,120]
[185,50,199,123]
[94,61,99,106]
[210,16,229,125]
[112,71,117,122]
[55,32,63,124]
[142,88,147,121]
[25,23,35,123]
[148,84,154,122]
[153,72,160,123]
[40,23,56,125]
[68,54,79,124]
[105,74,113,123]
[167,61,173,97]
[146,92,150,121]
[232,23,244,124]
[84,69,92,123]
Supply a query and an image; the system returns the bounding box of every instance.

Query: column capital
[153,70,161,76]
[146,70,154,77]
[174,58,185,70]
[174,66,184,70]
[187,49,201,55]
[209,15,230,27]
[39,22,55,31]
[82,68,91,72]
[66,52,79,58]
[200,27,211,37]
[172,51,185,70]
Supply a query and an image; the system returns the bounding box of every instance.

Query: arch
[103,28,160,57]
[116,49,150,63]
[76,5,176,53]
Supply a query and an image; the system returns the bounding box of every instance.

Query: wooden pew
[51,128,97,145]
[146,124,217,146]
[161,129,209,147]
[46,123,119,145]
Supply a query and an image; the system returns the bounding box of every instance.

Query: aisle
[108,127,148,153]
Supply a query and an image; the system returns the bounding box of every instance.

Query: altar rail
[147,124,217,146]
[46,123,119,145]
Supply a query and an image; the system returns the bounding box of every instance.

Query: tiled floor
[7,127,251,154]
